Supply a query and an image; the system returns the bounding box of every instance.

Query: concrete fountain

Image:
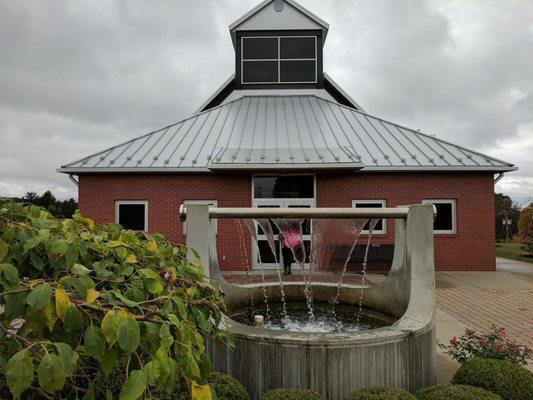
[180,204,437,400]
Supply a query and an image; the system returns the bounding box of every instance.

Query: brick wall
[77,171,495,271]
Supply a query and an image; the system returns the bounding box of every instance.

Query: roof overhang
[58,164,517,175]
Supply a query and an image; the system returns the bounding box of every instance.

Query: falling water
[356,219,379,322]
[234,219,254,321]
[273,219,314,320]
[255,219,288,320]
[322,219,368,310]
[241,219,271,319]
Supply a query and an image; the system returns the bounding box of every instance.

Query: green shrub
[262,388,325,400]
[346,386,416,400]
[438,326,532,365]
[0,202,230,399]
[415,384,501,400]
[452,358,533,400]
[144,372,250,400]
[207,372,251,400]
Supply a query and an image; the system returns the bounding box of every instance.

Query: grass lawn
[496,242,533,264]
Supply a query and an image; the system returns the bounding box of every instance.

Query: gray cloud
[0,0,532,201]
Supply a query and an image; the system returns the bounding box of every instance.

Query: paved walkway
[434,258,533,379]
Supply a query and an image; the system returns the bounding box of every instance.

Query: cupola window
[241,35,317,84]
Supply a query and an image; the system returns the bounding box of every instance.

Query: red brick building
[60,0,515,271]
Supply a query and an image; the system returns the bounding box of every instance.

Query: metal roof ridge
[313,95,516,168]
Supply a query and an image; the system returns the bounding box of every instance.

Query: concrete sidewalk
[435,257,533,381]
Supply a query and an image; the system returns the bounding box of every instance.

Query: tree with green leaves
[0,201,231,399]
[519,203,533,254]
[495,193,521,242]
[20,190,78,219]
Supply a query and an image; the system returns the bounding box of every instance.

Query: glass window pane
[433,203,453,231]
[118,204,145,230]
[257,205,280,234]
[354,202,384,231]
[254,176,314,198]
[257,240,279,264]
[288,204,311,234]
[242,61,278,83]
[280,60,315,83]
[242,37,278,59]
[280,37,315,59]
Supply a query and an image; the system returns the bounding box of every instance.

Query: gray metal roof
[59,94,516,174]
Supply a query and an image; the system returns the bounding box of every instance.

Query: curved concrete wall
[207,321,435,400]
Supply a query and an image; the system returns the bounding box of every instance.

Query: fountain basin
[207,281,436,400]
[183,204,438,400]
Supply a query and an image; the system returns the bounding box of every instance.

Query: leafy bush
[452,358,533,400]
[346,386,416,400]
[154,372,251,400]
[262,388,325,400]
[415,384,501,400]
[0,202,231,399]
[438,326,532,365]
[519,204,533,254]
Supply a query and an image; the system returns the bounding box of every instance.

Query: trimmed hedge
[346,386,416,400]
[415,384,501,400]
[207,372,252,400]
[262,388,325,400]
[452,358,533,400]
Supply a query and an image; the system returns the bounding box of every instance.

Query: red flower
[499,346,505,353]
[449,336,458,346]
[478,339,485,346]
[497,329,505,339]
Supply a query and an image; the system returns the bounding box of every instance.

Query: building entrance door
[252,198,314,269]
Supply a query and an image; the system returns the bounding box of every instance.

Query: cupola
[229,0,329,89]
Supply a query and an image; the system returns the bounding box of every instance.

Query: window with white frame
[115,201,148,231]
[352,200,387,234]
[422,199,457,234]
[183,200,218,235]
[241,36,317,84]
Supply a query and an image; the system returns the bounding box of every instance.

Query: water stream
[273,218,315,321]
[255,219,288,320]
[241,219,271,319]
[234,215,383,332]
[234,219,255,318]
[356,219,379,322]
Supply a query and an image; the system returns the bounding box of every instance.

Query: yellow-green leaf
[85,288,100,304]
[119,369,147,400]
[84,325,106,361]
[192,381,212,400]
[117,317,140,353]
[101,310,123,346]
[146,240,157,253]
[27,283,52,312]
[44,303,57,331]
[6,349,34,399]
[125,253,137,263]
[54,342,78,375]
[37,353,67,394]
[55,288,70,321]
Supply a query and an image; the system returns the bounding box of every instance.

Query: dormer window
[237,31,322,88]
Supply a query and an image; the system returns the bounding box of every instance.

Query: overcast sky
[0,0,532,204]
